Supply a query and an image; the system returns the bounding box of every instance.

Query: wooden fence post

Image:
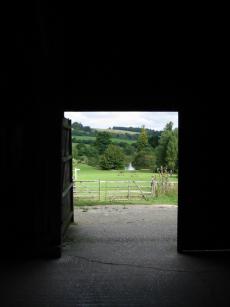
[151,180,157,197]
[128,180,130,200]
[74,168,77,181]
[105,181,107,201]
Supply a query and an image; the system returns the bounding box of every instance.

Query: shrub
[133,150,156,170]
[99,144,125,170]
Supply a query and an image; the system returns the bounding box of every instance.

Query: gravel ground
[63,205,178,270]
[1,205,230,306]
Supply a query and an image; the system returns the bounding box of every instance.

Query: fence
[73,179,178,201]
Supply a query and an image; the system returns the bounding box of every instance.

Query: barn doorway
[61,111,179,256]
[66,111,178,207]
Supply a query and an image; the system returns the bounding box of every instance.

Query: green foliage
[71,121,178,173]
[133,150,156,170]
[72,144,78,160]
[75,143,99,166]
[72,122,84,129]
[87,156,100,167]
[76,143,88,156]
[113,126,142,133]
[112,126,160,136]
[148,131,161,148]
[99,144,125,170]
[136,126,148,151]
[78,155,89,164]
[73,135,135,144]
[118,142,134,155]
[156,122,178,171]
[95,131,112,154]
[85,145,99,157]
[83,144,99,166]
[164,121,173,131]
[72,121,93,135]
[165,135,178,170]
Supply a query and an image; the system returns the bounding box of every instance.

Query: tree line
[72,122,178,173]
[72,123,139,140]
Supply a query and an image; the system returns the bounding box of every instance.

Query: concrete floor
[1,205,230,306]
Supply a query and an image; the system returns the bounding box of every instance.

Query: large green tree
[99,144,125,170]
[148,131,161,148]
[133,150,156,170]
[165,135,178,170]
[165,121,173,131]
[156,122,178,171]
[136,126,148,151]
[95,131,112,154]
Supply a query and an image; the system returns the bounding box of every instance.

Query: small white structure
[125,162,135,171]
[74,168,80,180]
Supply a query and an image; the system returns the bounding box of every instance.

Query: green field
[73,163,178,182]
[73,135,135,144]
[95,128,139,135]
[73,162,178,206]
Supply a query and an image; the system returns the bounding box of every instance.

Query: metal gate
[61,117,74,236]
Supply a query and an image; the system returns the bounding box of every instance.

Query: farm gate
[73,179,178,202]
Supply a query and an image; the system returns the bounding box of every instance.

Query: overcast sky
[64,112,178,131]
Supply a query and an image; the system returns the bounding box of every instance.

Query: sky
[64,112,178,131]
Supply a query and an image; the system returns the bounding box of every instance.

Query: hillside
[72,135,135,144]
[70,121,178,175]
[71,122,162,148]
[95,128,139,135]
[71,122,140,144]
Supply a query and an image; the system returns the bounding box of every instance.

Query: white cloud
[64,112,178,130]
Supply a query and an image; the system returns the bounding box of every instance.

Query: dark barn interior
[0,3,229,306]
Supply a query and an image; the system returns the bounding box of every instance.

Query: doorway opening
[62,112,178,245]
[60,110,179,268]
[65,111,178,206]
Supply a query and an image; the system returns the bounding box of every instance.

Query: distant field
[95,128,139,135]
[73,135,135,144]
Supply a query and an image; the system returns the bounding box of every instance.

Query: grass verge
[74,193,177,206]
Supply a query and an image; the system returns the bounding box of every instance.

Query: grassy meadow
[73,162,178,182]
[73,162,178,206]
